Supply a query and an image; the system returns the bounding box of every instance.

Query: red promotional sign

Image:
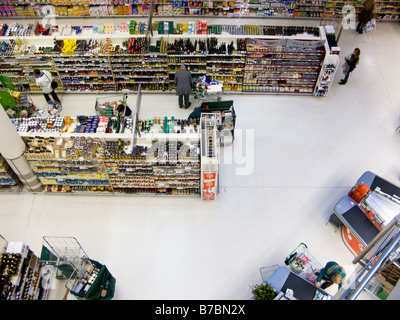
[202,171,216,200]
[203,172,216,180]
[342,225,365,255]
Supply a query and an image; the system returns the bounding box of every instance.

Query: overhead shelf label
[248,38,325,48]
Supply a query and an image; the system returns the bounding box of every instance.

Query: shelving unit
[53,54,115,92]
[0,236,52,300]
[11,111,206,196]
[206,37,246,93]
[1,25,338,96]
[374,0,400,20]
[125,117,202,196]
[1,0,397,20]
[0,154,22,192]
[243,33,326,95]
[0,54,63,93]
[111,53,169,92]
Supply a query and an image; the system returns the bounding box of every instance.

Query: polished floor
[1,21,400,300]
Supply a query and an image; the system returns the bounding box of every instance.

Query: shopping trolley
[94,94,128,117]
[193,76,223,105]
[40,236,116,300]
[40,236,89,279]
[284,243,323,284]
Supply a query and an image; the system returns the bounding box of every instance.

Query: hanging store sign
[286,39,325,48]
[248,38,325,48]
[247,38,286,47]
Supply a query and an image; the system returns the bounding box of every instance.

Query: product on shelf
[0,0,398,20]
[243,37,325,95]
[0,241,50,300]
[17,112,206,196]
[0,156,22,192]
[0,25,337,95]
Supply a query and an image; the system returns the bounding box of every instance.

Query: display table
[333,171,400,255]
[267,266,331,300]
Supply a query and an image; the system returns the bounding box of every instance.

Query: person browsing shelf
[116,104,132,117]
[174,65,192,109]
[33,69,60,103]
[188,103,210,120]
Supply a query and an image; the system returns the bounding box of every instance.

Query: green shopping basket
[70,259,116,300]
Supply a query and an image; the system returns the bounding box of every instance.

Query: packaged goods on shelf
[2,0,399,20]
[0,26,337,96]
[13,111,216,197]
[0,156,22,192]
[11,115,133,135]
[0,240,51,300]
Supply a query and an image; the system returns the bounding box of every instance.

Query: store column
[0,105,43,192]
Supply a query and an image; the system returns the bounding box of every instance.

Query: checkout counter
[332,171,400,255]
[266,266,332,300]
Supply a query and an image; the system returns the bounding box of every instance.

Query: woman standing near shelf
[33,69,60,104]
[174,65,192,109]
[356,0,375,34]
[339,48,361,85]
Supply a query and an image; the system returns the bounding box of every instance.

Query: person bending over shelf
[117,104,132,117]
[174,64,192,109]
[33,69,60,104]
[188,102,210,120]
[339,48,360,85]
[315,261,346,290]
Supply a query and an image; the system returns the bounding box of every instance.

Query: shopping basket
[68,258,116,300]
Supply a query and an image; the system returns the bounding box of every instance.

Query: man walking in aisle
[174,65,192,109]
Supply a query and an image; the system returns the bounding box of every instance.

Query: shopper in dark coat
[356,0,375,34]
[339,48,360,85]
[174,65,192,109]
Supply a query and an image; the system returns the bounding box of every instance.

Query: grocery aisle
[1,22,400,300]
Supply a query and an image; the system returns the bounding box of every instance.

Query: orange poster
[202,171,216,200]
[203,180,215,189]
[203,172,216,180]
[202,192,215,200]
[342,225,365,255]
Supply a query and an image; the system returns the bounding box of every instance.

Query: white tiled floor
[1,21,400,300]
